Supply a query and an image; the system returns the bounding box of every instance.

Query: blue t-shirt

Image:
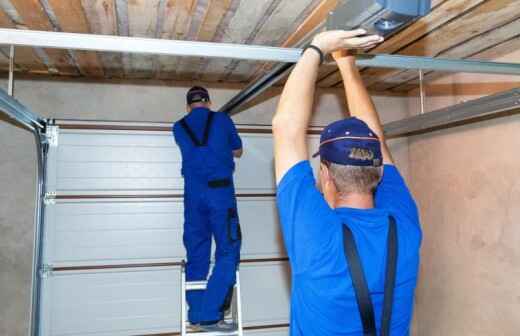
[277,161,422,336]
[173,107,242,179]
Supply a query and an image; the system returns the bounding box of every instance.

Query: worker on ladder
[173,86,243,332]
[272,30,422,335]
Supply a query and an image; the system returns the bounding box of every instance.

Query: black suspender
[342,216,398,336]
[179,111,215,147]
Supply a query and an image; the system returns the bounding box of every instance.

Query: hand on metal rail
[311,29,384,55]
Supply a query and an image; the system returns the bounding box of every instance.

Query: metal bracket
[39,264,53,278]
[43,192,56,205]
[44,125,59,147]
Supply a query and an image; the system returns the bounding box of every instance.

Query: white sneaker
[198,320,237,332]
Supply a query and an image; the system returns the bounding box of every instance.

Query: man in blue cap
[273,30,422,335]
[173,86,243,331]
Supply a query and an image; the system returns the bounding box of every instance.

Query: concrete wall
[0,78,409,336]
[408,50,520,335]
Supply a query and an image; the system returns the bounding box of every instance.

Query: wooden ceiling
[0,0,519,93]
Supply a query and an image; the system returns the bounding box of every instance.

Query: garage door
[38,120,321,336]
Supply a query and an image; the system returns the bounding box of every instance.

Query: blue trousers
[183,177,241,323]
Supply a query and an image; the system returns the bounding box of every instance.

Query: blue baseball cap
[313,117,382,167]
[187,86,210,105]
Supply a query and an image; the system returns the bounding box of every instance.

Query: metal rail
[384,88,520,137]
[0,88,49,336]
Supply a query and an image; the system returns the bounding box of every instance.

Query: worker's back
[277,161,422,335]
[173,107,242,181]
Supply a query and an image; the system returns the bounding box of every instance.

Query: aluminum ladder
[181,262,244,336]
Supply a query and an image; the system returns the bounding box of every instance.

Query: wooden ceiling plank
[47,0,104,77]
[389,19,520,92]
[174,0,234,80]
[126,0,162,78]
[0,8,48,72]
[318,0,487,88]
[10,0,78,75]
[166,0,209,79]
[363,0,520,91]
[199,0,274,82]
[226,0,317,81]
[156,0,196,79]
[247,0,336,86]
[80,0,124,78]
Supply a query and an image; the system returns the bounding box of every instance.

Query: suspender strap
[202,112,215,146]
[179,111,215,147]
[343,226,377,335]
[381,216,398,336]
[342,216,398,336]
[179,119,202,146]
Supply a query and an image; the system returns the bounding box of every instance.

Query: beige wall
[408,50,520,335]
[0,78,409,336]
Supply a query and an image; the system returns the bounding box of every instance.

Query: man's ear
[206,101,212,109]
[320,163,337,208]
[186,104,191,113]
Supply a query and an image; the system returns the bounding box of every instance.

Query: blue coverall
[173,107,243,324]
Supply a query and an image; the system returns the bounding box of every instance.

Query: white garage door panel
[40,262,290,336]
[44,197,285,266]
[40,267,181,336]
[246,328,289,336]
[48,130,320,195]
[241,262,291,326]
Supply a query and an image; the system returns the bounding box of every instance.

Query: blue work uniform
[277,161,422,335]
[173,107,243,324]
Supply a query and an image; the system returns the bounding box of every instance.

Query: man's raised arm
[333,51,393,164]
[272,30,384,183]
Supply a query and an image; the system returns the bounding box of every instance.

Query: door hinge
[45,125,59,147]
[43,192,56,205]
[39,264,53,278]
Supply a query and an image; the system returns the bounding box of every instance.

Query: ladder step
[186,281,208,291]
[186,331,239,336]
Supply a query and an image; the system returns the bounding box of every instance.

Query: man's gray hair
[327,162,383,194]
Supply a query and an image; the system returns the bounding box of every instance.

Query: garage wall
[408,50,520,335]
[0,78,409,336]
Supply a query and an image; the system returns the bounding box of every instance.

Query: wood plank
[199,0,275,82]
[281,0,336,48]
[81,0,124,78]
[47,0,104,77]
[225,0,317,80]
[161,0,209,79]
[247,0,335,85]
[156,0,196,78]
[0,8,48,72]
[390,20,520,92]
[364,0,520,91]
[175,0,234,80]
[126,0,161,78]
[10,0,78,75]
[318,0,486,88]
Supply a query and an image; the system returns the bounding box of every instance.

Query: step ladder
[181,261,244,336]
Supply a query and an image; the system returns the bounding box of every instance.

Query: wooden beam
[80,0,124,78]
[175,0,234,80]
[126,0,161,78]
[365,0,520,91]
[47,0,104,77]
[200,0,279,82]
[224,0,316,81]
[318,0,487,87]
[245,0,336,85]
[0,8,47,72]
[281,0,337,48]
[10,0,78,75]
[156,0,196,78]
[391,22,520,92]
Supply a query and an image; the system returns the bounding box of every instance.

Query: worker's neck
[334,192,374,209]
